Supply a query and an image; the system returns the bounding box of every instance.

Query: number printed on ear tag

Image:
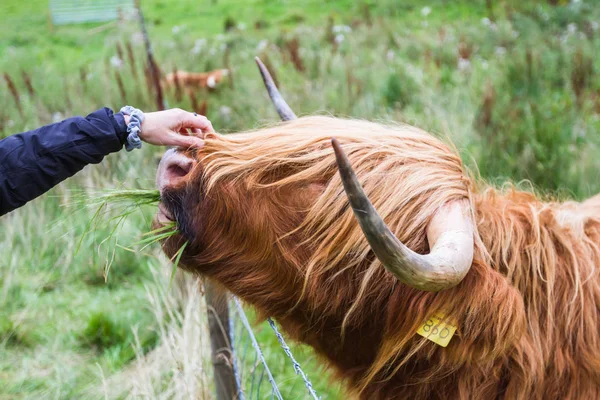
[416,313,457,347]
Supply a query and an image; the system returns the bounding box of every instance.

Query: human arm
[0,107,212,216]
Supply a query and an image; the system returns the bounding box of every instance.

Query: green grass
[0,0,490,69]
[1,0,600,398]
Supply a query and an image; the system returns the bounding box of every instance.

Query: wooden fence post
[205,281,240,400]
[134,0,165,110]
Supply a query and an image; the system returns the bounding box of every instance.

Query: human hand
[125,108,213,148]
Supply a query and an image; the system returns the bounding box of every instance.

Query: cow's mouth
[156,202,175,224]
[156,191,198,247]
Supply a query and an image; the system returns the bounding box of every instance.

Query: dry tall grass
[91,268,212,400]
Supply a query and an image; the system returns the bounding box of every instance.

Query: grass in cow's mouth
[70,188,161,209]
[70,189,162,251]
[134,223,187,286]
[135,223,179,250]
[68,189,185,282]
[170,240,188,285]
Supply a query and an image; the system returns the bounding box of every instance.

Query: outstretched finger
[167,132,205,148]
[179,112,214,133]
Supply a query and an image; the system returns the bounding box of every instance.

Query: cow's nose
[156,149,195,191]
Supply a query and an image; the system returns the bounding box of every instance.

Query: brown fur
[160,116,600,399]
[163,69,229,90]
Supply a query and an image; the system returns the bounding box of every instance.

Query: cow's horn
[331,138,474,292]
[255,56,297,121]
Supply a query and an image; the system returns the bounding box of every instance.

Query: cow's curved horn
[255,56,297,121]
[331,138,474,292]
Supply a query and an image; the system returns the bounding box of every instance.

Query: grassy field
[1,0,599,399]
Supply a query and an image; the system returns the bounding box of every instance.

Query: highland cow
[155,59,600,399]
[163,69,230,90]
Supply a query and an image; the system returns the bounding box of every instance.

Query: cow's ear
[447,260,526,363]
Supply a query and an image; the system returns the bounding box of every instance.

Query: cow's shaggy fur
[161,116,600,399]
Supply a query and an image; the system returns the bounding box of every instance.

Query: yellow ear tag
[416,313,457,347]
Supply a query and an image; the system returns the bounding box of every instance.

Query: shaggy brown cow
[155,60,600,399]
[163,69,230,90]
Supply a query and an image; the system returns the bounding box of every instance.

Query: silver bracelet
[120,105,145,151]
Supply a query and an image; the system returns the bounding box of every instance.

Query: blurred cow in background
[164,68,230,91]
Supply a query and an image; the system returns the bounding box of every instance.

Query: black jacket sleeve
[0,107,129,216]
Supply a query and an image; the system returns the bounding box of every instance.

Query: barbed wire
[232,297,284,400]
[267,318,320,400]
[232,297,321,399]
[229,303,245,400]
